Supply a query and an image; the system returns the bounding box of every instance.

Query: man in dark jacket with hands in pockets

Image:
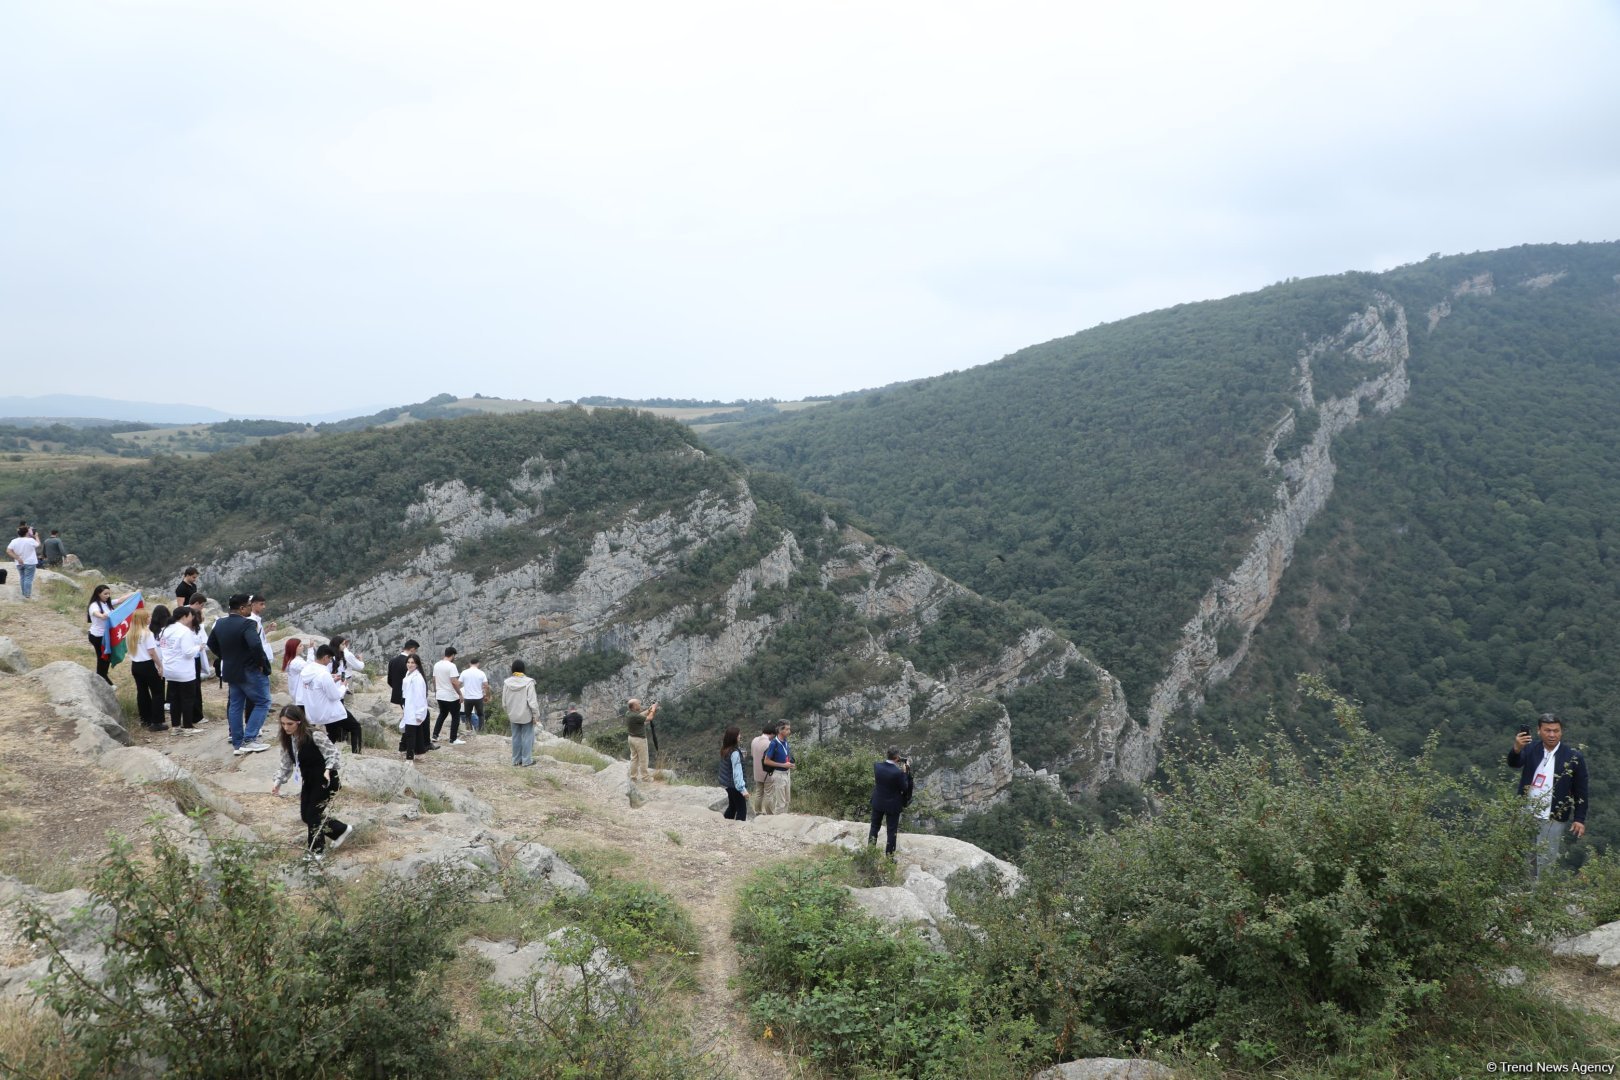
[868,748,915,857]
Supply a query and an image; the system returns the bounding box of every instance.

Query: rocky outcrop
[1034,1060,1175,1080]
[1553,921,1620,967]
[28,661,130,754]
[1520,270,1567,290]
[1115,297,1411,783]
[467,928,635,1021]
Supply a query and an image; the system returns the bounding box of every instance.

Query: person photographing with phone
[1508,712,1589,878]
[625,698,659,783]
[868,748,914,857]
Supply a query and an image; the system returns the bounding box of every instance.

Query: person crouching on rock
[270,705,351,859]
[399,653,431,760]
[502,660,540,767]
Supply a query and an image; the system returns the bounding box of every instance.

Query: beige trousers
[765,770,792,814]
[748,780,766,817]
[627,735,650,782]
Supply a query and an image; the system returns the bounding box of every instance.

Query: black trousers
[299,775,347,853]
[399,720,431,758]
[166,679,200,728]
[131,660,165,727]
[432,700,460,742]
[327,712,363,755]
[868,808,901,854]
[723,788,748,821]
[87,634,111,684]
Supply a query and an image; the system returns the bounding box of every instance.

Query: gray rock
[0,877,107,1000]
[382,831,500,881]
[1554,920,1620,967]
[339,755,493,822]
[1034,1059,1175,1080]
[508,842,590,897]
[27,661,130,752]
[466,928,634,1021]
[0,636,30,674]
[846,885,944,950]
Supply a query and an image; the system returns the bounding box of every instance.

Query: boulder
[0,636,30,674]
[1034,1060,1175,1080]
[508,842,590,897]
[0,877,107,1000]
[466,928,634,1021]
[27,661,130,753]
[1554,920,1620,967]
[99,747,250,824]
[61,554,83,571]
[381,830,501,881]
[338,755,493,822]
[846,885,943,949]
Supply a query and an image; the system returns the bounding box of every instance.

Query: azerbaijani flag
[102,591,144,667]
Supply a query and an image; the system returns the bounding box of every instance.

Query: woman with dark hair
[85,584,122,684]
[398,652,430,760]
[158,606,203,733]
[270,705,350,858]
[718,725,749,822]
[324,635,365,755]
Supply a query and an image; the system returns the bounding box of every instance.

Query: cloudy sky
[4,1,1619,417]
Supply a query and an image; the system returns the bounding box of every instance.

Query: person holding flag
[89,585,143,685]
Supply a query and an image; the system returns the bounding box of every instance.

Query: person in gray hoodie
[502,660,540,767]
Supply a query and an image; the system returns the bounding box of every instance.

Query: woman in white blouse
[282,638,305,708]
[85,583,136,686]
[127,607,166,731]
[157,607,203,732]
[399,653,431,760]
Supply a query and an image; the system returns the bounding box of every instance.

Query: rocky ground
[0,570,1016,1078]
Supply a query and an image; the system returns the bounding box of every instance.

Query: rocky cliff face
[1113,296,1411,782]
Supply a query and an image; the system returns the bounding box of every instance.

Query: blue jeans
[17,563,35,598]
[227,670,271,749]
[511,721,535,766]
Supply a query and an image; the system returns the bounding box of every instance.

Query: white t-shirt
[6,537,38,565]
[459,667,488,701]
[87,600,111,636]
[130,629,157,664]
[433,658,461,702]
[1529,744,1560,820]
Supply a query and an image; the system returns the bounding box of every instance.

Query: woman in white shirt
[158,607,203,732]
[85,583,135,686]
[127,607,166,731]
[282,638,305,708]
[399,653,431,760]
[324,635,365,755]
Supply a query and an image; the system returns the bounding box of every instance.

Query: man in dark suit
[1508,712,1589,878]
[206,593,271,756]
[868,747,915,857]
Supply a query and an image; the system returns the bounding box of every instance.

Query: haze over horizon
[4,1,1619,416]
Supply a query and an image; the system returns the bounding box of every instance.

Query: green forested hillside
[1202,245,1620,853]
[708,274,1383,700]
[710,241,1620,847]
[21,409,736,602]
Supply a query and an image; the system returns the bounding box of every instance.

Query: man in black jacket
[868,748,915,857]
[1508,712,1589,878]
[206,593,271,756]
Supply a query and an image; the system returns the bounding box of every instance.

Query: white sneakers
[234,742,270,755]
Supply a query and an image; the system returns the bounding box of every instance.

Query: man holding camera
[868,748,914,857]
[1509,712,1589,878]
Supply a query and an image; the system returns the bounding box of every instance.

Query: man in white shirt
[6,526,39,599]
[431,647,465,746]
[459,658,489,735]
[1509,713,1590,878]
[248,594,276,670]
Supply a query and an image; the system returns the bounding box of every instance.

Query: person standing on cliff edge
[624,698,658,783]
[1509,712,1589,878]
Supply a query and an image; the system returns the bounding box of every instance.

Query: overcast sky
[4,1,1619,417]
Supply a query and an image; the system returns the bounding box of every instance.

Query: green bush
[23,830,466,1079]
[792,740,882,821]
[733,861,1035,1079]
[954,677,1587,1063]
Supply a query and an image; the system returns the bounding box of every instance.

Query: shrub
[23,829,467,1079]
[732,861,1035,1079]
[792,740,881,821]
[954,677,1585,1062]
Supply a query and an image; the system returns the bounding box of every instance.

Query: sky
[3,1,1620,418]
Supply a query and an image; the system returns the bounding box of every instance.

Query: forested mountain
[710,242,1620,853]
[16,409,1139,815]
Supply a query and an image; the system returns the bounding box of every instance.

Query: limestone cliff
[1112,295,1411,782]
